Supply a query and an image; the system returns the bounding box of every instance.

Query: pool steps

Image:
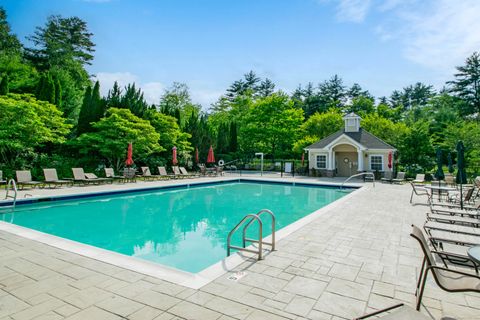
[227,209,276,260]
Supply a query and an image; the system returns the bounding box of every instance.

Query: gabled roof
[305,128,395,150]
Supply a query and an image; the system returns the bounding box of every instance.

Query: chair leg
[416,266,429,311]
[416,257,426,296]
[410,190,414,203]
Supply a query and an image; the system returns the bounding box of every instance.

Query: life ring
[218,159,225,166]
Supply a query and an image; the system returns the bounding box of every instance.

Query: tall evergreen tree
[258,78,275,97]
[37,73,55,103]
[26,15,95,69]
[54,78,62,107]
[229,121,238,152]
[448,51,480,117]
[0,74,9,95]
[0,7,22,55]
[215,123,227,154]
[121,83,148,117]
[77,85,92,134]
[106,81,122,109]
[90,80,104,122]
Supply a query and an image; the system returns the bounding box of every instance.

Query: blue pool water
[1,181,352,273]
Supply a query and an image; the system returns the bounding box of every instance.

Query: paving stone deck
[1,178,479,319]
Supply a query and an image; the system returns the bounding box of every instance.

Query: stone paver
[1,178,479,320]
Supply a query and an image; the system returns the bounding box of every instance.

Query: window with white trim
[316,155,327,169]
[370,155,383,171]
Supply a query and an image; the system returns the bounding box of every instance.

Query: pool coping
[0,179,365,289]
[0,177,359,207]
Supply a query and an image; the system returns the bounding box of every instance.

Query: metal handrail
[3,179,18,212]
[242,209,276,251]
[341,172,375,189]
[227,214,263,259]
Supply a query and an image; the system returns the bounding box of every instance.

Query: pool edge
[0,181,366,289]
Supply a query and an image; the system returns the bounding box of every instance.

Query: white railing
[340,172,375,189]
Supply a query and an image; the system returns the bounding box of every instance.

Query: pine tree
[0,74,9,95]
[229,121,238,152]
[91,81,103,121]
[54,78,62,107]
[106,81,122,109]
[35,73,46,99]
[216,123,229,154]
[37,73,55,103]
[77,85,92,134]
[174,108,181,126]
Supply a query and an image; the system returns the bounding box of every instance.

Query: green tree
[241,93,304,159]
[0,93,71,167]
[26,15,95,69]
[106,81,122,109]
[0,54,38,93]
[258,78,275,97]
[229,121,238,152]
[448,51,480,117]
[0,73,8,94]
[346,96,375,116]
[49,66,84,124]
[442,121,480,173]
[77,85,92,134]
[292,109,343,153]
[54,77,62,107]
[0,7,22,55]
[144,110,192,155]
[216,122,229,154]
[120,83,148,117]
[75,108,161,170]
[397,121,434,170]
[159,82,201,128]
[90,80,104,121]
[362,113,408,147]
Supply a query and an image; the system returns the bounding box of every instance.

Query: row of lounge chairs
[415,197,480,310]
[356,223,480,319]
[360,188,480,319]
[381,172,428,184]
[5,165,215,189]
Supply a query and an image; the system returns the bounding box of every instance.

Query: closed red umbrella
[207,146,215,164]
[301,153,305,166]
[195,147,199,163]
[125,143,133,166]
[172,146,178,165]
[388,151,393,169]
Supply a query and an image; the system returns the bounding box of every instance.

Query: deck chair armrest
[353,303,405,319]
[431,249,474,262]
[428,265,480,279]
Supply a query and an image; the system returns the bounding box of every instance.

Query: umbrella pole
[460,184,463,210]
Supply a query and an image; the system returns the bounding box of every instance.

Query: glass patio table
[468,246,480,264]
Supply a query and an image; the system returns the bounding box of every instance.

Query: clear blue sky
[3,0,479,107]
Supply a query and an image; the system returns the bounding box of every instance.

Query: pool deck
[1,176,479,319]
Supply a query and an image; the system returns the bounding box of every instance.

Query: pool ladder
[227,209,276,260]
[2,179,18,213]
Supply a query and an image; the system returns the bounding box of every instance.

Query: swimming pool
[1,181,353,273]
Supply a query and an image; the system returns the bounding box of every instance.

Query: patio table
[424,185,456,201]
[468,246,480,265]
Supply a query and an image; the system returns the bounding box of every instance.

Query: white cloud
[335,0,372,23]
[315,0,371,22]
[400,0,480,71]
[92,72,164,104]
[322,0,480,72]
[92,72,224,107]
[142,82,164,105]
[190,89,224,109]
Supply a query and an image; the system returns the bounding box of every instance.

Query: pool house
[305,112,396,177]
